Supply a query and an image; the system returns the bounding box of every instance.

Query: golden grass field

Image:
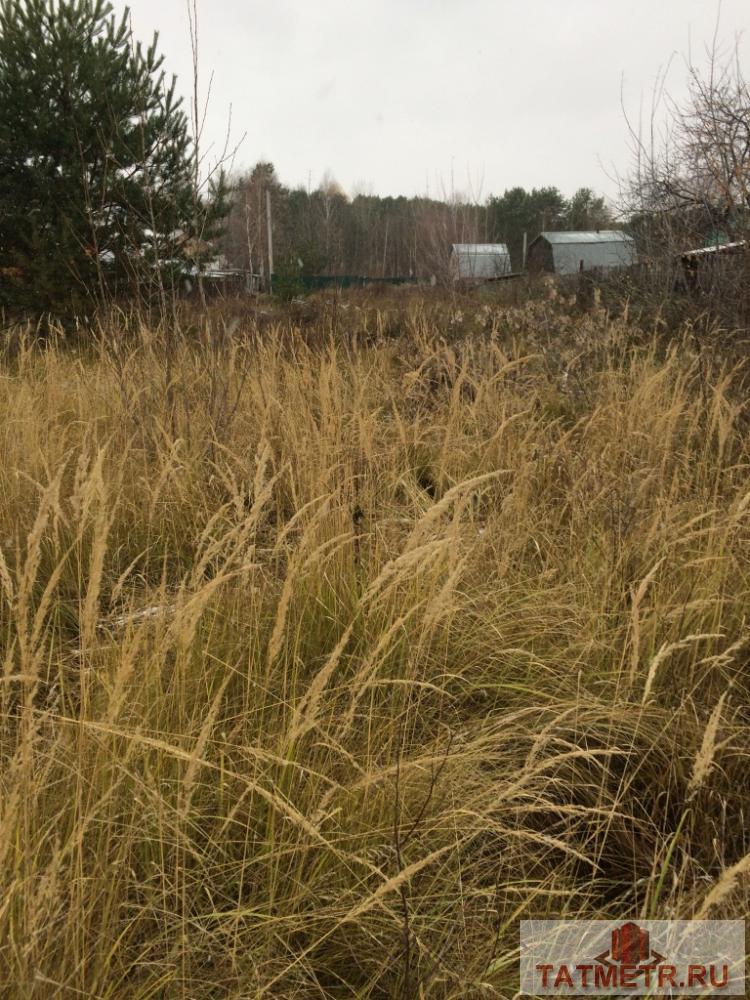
[0,292,748,997]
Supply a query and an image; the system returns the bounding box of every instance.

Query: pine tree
[0,0,227,317]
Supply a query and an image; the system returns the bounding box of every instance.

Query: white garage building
[451,243,512,280]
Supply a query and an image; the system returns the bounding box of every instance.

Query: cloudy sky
[118,0,747,205]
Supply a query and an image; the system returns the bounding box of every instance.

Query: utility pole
[258,185,264,288]
[522,231,528,270]
[266,189,274,294]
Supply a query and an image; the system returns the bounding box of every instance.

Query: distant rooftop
[451,243,510,254]
[540,231,634,245]
[681,240,746,258]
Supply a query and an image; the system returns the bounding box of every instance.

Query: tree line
[219,164,614,285]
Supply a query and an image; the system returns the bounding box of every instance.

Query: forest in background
[219,163,614,282]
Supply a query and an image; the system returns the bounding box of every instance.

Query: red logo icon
[594,922,666,968]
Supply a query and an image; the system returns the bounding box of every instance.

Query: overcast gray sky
[118,0,748,204]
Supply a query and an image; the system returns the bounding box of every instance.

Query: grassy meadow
[0,290,748,997]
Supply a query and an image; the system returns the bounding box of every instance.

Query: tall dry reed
[0,296,747,997]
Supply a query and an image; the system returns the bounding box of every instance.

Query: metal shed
[527,231,636,276]
[451,243,512,280]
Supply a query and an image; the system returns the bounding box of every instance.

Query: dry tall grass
[0,295,748,997]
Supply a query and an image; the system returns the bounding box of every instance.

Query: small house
[451,243,512,281]
[527,231,636,276]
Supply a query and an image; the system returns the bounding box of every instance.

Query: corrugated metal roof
[452,243,510,254]
[540,230,634,245]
